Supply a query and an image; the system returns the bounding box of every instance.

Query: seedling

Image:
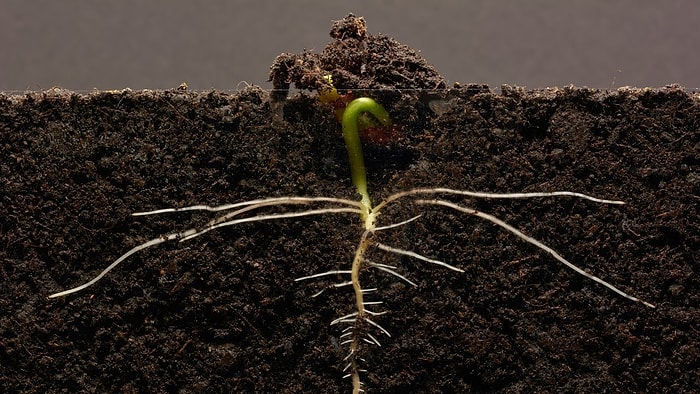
[50,95,654,393]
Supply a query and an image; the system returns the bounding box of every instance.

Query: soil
[1,14,699,394]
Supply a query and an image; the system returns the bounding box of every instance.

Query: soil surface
[2,15,699,394]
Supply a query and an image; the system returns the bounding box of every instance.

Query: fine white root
[362,336,381,347]
[362,308,387,317]
[364,317,391,337]
[373,214,422,231]
[134,196,362,216]
[49,235,184,298]
[331,312,360,326]
[415,198,656,309]
[295,270,354,298]
[375,242,465,273]
[365,333,382,347]
[367,261,417,287]
[49,198,361,299]
[376,188,626,210]
[294,270,352,282]
[180,207,360,242]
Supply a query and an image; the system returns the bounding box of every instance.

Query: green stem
[341,97,391,219]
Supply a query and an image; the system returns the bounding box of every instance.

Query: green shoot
[341,97,391,222]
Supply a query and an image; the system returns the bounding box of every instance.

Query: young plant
[49,96,654,393]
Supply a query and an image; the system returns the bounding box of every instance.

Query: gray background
[2,0,699,92]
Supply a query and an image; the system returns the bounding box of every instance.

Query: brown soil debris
[269,13,447,95]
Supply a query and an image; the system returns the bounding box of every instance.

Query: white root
[414,198,655,308]
[373,214,422,231]
[374,242,465,273]
[49,198,361,299]
[49,235,183,298]
[376,187,626,210]
[367,262,417,287]
[294,270,352,282]
[180,207,360,242]
[134,196,362,216]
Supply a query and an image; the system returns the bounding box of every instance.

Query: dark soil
[2,14,699,394]
[269,14,446,98]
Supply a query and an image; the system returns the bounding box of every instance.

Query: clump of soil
[1,15,698,394]
[269,13,447,95]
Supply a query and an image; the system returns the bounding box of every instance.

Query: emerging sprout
[319,74,341,104]
[340,97,391,221]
